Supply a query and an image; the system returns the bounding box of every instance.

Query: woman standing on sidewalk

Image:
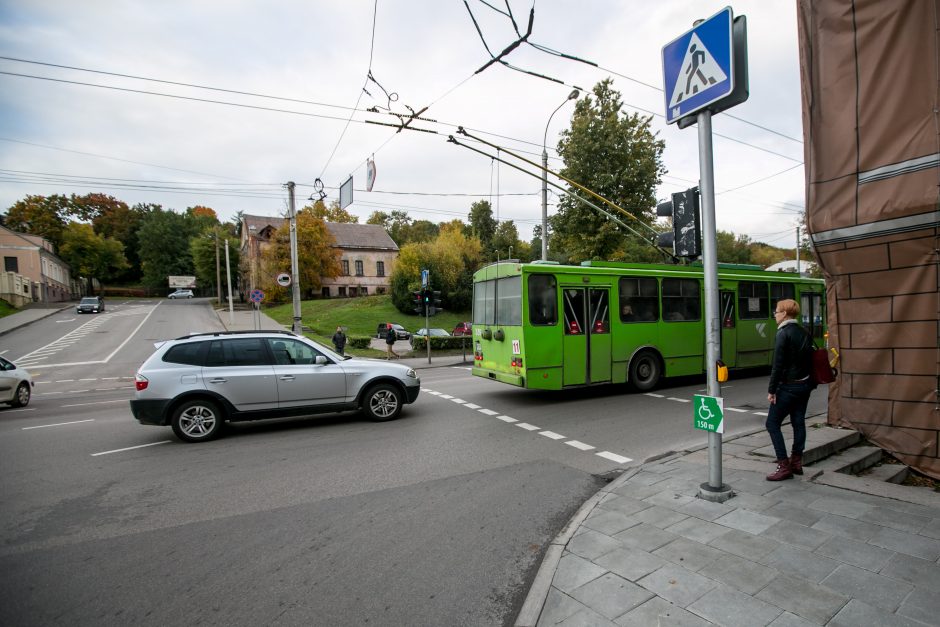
[766,298,816,481]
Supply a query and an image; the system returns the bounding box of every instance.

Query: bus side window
[528,274,557,326]
[618,277,659,323]
[662,278,699,322]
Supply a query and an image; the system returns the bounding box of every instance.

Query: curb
[0,304,73,337]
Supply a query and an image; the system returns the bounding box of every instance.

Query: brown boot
[766,459,793,481]
[790,453,803,475]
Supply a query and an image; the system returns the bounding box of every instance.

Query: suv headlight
[406,368,417,379]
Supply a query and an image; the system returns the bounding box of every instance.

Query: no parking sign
[250,289,264,303]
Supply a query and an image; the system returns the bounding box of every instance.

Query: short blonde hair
[776,299,800,318]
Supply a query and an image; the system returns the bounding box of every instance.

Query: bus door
[801,292,824,341]
[561,287,612,385]
[719,291,736,367]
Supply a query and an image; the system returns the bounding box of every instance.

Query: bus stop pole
[698,109,732,501]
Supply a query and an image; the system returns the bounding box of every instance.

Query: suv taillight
[135,374,149,391]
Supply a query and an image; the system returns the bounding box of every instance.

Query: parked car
[0,356,32,407]
[76,296,105,313]
[375,323,411,341]
[168,289,194,299]
[452,321,473,336]
[414,328,450,338]
[131,330,421,442]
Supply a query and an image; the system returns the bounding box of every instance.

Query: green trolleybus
[471,261,826,391]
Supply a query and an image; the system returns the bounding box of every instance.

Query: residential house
[0,224,73,305]
[239,214,399,298]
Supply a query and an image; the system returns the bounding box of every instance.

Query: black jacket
[331,332,346,351]
[768,321,814,394]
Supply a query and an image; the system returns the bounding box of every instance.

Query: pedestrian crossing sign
[662,7,735,124]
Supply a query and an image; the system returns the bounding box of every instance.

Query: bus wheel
[629,351,661,392]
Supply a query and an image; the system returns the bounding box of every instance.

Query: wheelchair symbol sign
[693,394,724,433]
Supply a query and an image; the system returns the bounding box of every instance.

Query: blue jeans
[766,381,813,460]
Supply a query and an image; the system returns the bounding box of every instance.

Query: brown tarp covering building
[797,0,940,478]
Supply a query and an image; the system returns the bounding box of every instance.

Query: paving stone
[569,572,654,621]
[921,518,940,540]
[687,581,783,627]
[858,505,931,534]
[611,481,663,501]
[613,522,680,552]
[725,475,784,496]
[807,496,874,519]
[556,607,619,627]
[553,553,607,593]
[653,537,725,573]
[595,546,667,582]
[583,510,643,536]
[760,544,840,583]
[815,535,895,572]
[709,529,782,561]
[764,483,842,507]
[657,476,704,497]
[631,471,673,486]
[767,611,820,627]
[726,491,779,513]
[537,588,586,626]
[600,495,654,517]
[567,528,624,560]
[898,585,940,625]
[761,519,831,550]
[810,513,881,542]
[637,562,717,608]
[755,574,849,625]
[625,504,690,530]
[700,553,778,595]
[666,517,733,544]
[677,497,735,521]
[714,508,780,535]
[644,490,696,509]
[868,526,940,561]
[879,552,940,589]
[762,501,826,527]
[828,599,924,627]
[615,597,712,626]
[820,564,913,612]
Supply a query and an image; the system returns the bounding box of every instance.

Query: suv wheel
[171,399,224,442]
[362,383,402,422]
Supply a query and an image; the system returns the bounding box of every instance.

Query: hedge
[409,335,472,351]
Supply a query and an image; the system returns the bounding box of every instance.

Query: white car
[168,289,194,299]
[0,356,33,407]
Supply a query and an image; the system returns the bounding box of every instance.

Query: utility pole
[796,226,801,276]
[225,239,234,327]
[215,232,222,306]
[287,181,302,333]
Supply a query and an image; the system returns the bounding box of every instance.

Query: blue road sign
[250,289,264,303]
[662,7,735,124]
[421,269,429,288]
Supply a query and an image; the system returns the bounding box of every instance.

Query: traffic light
[431,290,442,316]
[656,187,701,258]
[413,290,424,315]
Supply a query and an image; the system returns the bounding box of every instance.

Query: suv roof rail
[173,329,296,340]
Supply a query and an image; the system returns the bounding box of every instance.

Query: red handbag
[811,345,837,385]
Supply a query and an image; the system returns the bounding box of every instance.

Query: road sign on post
[693,395,724,433]
[276,273,291,287]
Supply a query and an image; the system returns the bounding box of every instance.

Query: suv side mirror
[315,355,328,365]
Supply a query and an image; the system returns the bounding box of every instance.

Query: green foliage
[4,194,71,251]
[468,200,497,251]
[716,230,753,264]
[0,298,16,319]
[367,210,440,245]
[551,78,666,263]
[58,222,129,289]
[305,199,359,223]
[137,208,200,288]
[92,200,148,283]
[190,228,240,296]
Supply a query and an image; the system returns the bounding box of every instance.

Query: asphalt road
[0,299,828,626]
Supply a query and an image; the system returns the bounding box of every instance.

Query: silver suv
[130,330,420,442]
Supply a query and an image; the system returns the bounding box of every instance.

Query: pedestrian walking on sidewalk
[384,323,399,359]
[766,298,816,481]
[331,326,347,355]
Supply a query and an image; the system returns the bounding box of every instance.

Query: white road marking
[597,451,632,464]
[0,349,7,355]
[23,419,95,430]
[450,398,466,404]
[55,380,75,383]
[3,408,35,413]
[725,407,749,413]
[91,441,171,456]
[566,440,595,451]
[516,423,540,431]
[645,393,665,398]
[438,394,453,399]
[667,397,691,403]
[497,415,517,423]
[539,431,565,440]
[478,408,499,416]
[451,367,472,371]
[57,318,76,323]
[79,378,97,381]
[61,399,128,408]
[752,411,767,416]
[464,403,481,409]
[101,377,120,380]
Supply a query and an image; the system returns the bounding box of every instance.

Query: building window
[338,286,347,297]
[355,260,364,276]
[342,260,349,276]
[360,287,368,295]
[321,287,330,298]
[377,287,386,295]
[4,257,17,273]
[376,261,385,277]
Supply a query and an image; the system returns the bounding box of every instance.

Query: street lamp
[541,88,579,261]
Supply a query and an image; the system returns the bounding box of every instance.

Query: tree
[551,79,666,262]
[367,209,413,245]
[258,208,342,301]
[4,194,71,251]
[190,226,240,299]
[467,200,497,253]
[716,230,752,264]
[305,199,359,223]
[69,193,128,223]
[92,200,148,284]
[137,208,199,288]
[58,222,129,293]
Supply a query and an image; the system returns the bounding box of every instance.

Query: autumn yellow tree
[259,208,342,301]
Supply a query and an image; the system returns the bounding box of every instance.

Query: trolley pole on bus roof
[662,8,747,503]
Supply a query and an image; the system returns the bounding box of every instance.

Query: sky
[0,1,807,253]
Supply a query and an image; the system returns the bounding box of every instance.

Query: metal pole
[796,226,801,276]
[215,233,222,306]
[287,181,302,333]
[541,148,549,260]
[426,285,431,365]
[697,110,727,496]
[224,240,234,327]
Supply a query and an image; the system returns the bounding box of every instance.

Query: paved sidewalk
[0,303,74,337]
[214,306,471,370]
[519,416,940,626]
